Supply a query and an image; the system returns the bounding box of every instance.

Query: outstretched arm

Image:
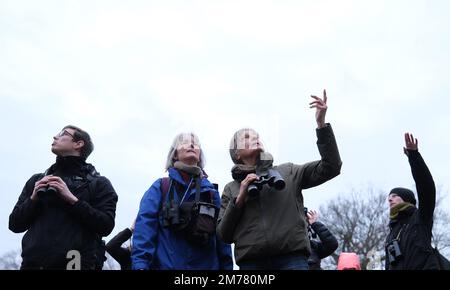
[301,90,342,189]
[403,133,436,221]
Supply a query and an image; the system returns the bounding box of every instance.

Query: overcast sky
[1,0,449,260]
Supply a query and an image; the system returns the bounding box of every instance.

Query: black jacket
[308,221,338,270]
[385,150,437,270]
[106,228,132,270]
[9,156,118,269]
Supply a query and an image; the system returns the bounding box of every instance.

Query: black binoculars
[36,186,58,197]
[163,203,181,228]
[248,169,286,197]
[386,239,403,265]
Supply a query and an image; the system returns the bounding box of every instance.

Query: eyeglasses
[56,130,75,139]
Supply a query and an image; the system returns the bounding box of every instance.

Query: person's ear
[74,140,85,150]
[235,151,241,162]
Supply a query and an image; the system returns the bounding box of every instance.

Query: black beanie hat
[389,187,416,206]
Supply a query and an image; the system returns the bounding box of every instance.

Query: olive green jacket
[217,124,342,264]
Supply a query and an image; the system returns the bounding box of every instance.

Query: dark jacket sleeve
[300,124,342,189]
[106,228,132,268]
[69,176,118,236]
[211,189,234,269]
[407,150,436,221]
[216,185,244,244]
[311,221,338,259]
[9,174,43,233]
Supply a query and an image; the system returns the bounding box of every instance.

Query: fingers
[46,176,66,185]
[404,132,414,145]
[403,132,419,151]
[242,174,258,186]
[310,95,328,109]
[404,132,418,145]
[310,90,328,104]
[35,179,47,187]
[310,95,326,104]
[309,101,327,109]
[34,183,48,192]
[46,182,59,190]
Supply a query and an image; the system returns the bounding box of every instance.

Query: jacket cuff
[407,149,420,160]
[311,221,324,232]
[316,123,333,141]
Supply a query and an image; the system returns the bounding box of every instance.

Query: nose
[53,136,58,140]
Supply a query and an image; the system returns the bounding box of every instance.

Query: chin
[51,147,60,155]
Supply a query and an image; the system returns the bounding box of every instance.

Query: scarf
[231,152,274,181]
[390,202,415,220]
[174,161,203,178]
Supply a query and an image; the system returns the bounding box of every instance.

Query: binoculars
[248,169,286,197]
[163,203,181,228]
[36,186,58,197]
[386,239,403,265]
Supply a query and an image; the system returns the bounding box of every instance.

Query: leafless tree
[0,250,21,270]
[431,188,450,254]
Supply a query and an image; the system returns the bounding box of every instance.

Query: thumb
[403,147,409,156]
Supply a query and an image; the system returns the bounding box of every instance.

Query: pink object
[337,252,361,270]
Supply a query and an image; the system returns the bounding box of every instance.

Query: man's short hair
[63,125,94,160]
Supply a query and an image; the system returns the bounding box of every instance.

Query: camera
[248,169,286,197]
[36,186,58,197]
[163,202,181,228]
[386,239,403,265]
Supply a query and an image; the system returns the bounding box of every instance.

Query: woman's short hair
[165,132,205,170]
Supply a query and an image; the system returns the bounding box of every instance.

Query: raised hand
[310,89,328,129]
[307,210,319,225]
[403,133,418,155]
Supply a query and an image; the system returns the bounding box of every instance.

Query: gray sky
[1,0,450,257]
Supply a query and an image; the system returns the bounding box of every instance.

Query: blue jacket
[132,168,233,270]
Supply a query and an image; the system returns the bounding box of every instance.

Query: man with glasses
[9,125,118,270]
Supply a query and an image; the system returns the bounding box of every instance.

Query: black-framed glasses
[56,130,75,139]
